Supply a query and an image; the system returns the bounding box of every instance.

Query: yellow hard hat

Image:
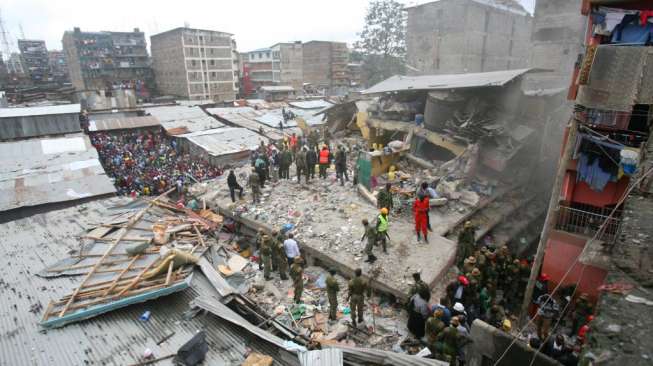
[380,207,389,215]
[464,221,473,228]
[502,319,512,332]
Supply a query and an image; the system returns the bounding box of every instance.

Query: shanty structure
[39,193,219,328]
[207,106,302,140]
[0,103,81,140]
[178,127,267,164]
[87,115,161,132]
[0,133,116,213]
[145,105,224,135]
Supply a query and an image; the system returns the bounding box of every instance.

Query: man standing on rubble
[290,257,305,303]
[295,146,308,184]
[414,194,430,243]
[360,219,377,263]
[326,268,340,321]
[347,268,371,327]
[409,272,431,301]
[280,147,292,179]
[273,230,289,280]
[283,233,301,265]
[376,208,390,253]
[259,234,273,281]
[377,183,394,212]
[335,145,348,186]
[457,221,476,268]
[306,146,318,181]
[318,144,330,179]
[248,168,261,204]
[227,170,243,202]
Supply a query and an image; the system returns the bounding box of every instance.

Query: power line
[494,165,653,366]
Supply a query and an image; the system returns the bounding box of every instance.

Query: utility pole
[19,23,25,39]
[519,118,578,326]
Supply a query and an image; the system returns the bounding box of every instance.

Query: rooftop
[405,0,530,16]
[0,133,115,213]
[87,115,161,132]
[150,27,234,38]
[362,68,533,94]
[180,127,266,157]
[0,103,80,118]
[144,105,224,134]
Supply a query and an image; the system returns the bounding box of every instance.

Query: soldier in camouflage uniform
[273,231,288,280]
[326,269,340,321]
[408,272,430,301]
[503,259,521,313]
[259,234,273,280]
[377,183,394,211]
[347,268,371,327]
[425,309,446,358]
[290,257,304,303]
[441,316,461,366]
[457,221,476,268]
[360,219,377,263]
[270,230,280,271]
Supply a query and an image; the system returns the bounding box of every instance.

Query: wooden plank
[57,188,174,318]
[165,260,174,286]
[101,255,141,297]
[47,258,133,273]
[116,254,163,297]
[82,236,152,242]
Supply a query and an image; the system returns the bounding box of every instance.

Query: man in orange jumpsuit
[413,194,430,243]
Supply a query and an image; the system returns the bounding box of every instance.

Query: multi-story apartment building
[529,0,653,306]
[62,27,154,97]
[48,50,70,84]
[405,0,533,75]
[302,41,349,92]
[242,42,303,94]
[150,27,238,102]
[18,39,49,83]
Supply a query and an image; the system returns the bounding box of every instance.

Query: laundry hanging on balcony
[574,133,624,192]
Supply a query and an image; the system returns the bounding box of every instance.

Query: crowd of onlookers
[90,129,222,196]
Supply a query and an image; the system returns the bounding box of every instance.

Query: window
[211,72,216,78]
[266,52,270,58]
[191,60,197,66]
[187,37,193,44]
[210,60,215,66]
[199,36,204,42]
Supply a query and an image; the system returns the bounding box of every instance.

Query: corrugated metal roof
[0,133,116,212]
[0,103,80,118]
[145,105,224,133]
[180,127,266,157]
[288,100,333,110]
[298,349,343,366]
[206,107,301,140]
[0,197,295,366]
[88,116,161,132]
[362,68,533,94]
[260,86,295,92]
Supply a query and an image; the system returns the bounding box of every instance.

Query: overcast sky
[1,0,536,54]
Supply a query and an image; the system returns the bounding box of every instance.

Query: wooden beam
[101,255,141,297]
[116,255,163,297]
[165,260,174,286]
[57,188,174,318]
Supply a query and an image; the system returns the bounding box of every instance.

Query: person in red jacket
[318,144,330,179]
[413,194,430,243]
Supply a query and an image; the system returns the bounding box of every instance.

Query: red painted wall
[561,170,629,207]
[542,231,608,300]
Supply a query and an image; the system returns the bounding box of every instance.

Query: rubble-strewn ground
[198,168,458,296]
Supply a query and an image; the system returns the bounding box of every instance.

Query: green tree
[356,0,406,86]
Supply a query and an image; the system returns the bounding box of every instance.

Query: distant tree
[355,0,406,86]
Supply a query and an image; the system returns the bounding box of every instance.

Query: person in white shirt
[283,233,300,264]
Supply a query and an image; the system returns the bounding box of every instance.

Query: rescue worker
[457,221,476,268]
[409,272,431,301]
[290,257,305,303]
[326,268,340,321]
[425,309,446,358]
[571,293,594,337]
[280,147,292,179]
[442,317,461,366]
[360,219,377,263]
[318,144,330,179]
[306,146,318,181]
[377,183,393,211]
[274,233,289,280]
[248,168,261,203]
[308,129,319,150]
[227,170,243,202]
[413,194,430,243]
[259,234,272,280]
[270,230,280,272]
[503,259,521,313]
[347,268,370,327]
[295,146,307,183]
[335,145,348,185]
[376,208,390,253]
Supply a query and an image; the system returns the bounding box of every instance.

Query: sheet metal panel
[145,105,224,133]
[0,197,293,366]
[88,116,161,132]
[180,127,266,157]
[362,68,532,94]
[288,100,333,109]
[0,133,115,212]
[0,103,80,118]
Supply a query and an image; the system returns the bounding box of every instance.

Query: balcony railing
[555,205,621,243]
